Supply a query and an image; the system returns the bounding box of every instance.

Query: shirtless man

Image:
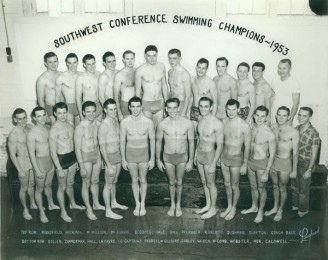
[76,54,102,121]
[271,59,300,125]
[8,108,37,220]
[98,99,128,219]
[265,106,299,221]
[135,45,169,127]
[120,96,155,216]
[213,57,237,120]
[156,98,194,217]
[236,62,255,123]
[221,99,251,220]
[49,102,85,223]
[98,52,118,105]
[194,97,223,219]
[74,101,105,220]
[36,52,61,124]
[190,58,217,129]
[167,49,192,117]
[55,53,81,125]
[114,50,136,121]
[252,62,275,124]
[241,106,276,223]
[27,107,59,223]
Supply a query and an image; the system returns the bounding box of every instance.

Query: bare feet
[220,207,232,218]
[30,203,38,210]
[48,204,60,210]
[167,207,175,217]
[70,204,86,210]
[139,206,146,217]
[61,213,72,223]
[175,208,182,217]
[111,202,128,210]
[106,210,123,220]
[23,209,32,220]
[86,209,97,220]
[225,208,236,221]
[264,208,278,217]
[273,211,283,222]
[93,204,105,211]
[40,213,49,223]
[195,206,210,215]
[201,209,217,219]
[254,211,264,223]
[133,204,140,216]
[241,207,258,215]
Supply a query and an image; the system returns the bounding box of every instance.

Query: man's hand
[185,160,193,172]
[240,163,247,175]
[157,160,165,172]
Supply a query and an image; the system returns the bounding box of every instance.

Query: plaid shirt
[296,123,320,160]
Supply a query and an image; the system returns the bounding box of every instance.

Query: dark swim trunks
[57,151,77,170]
[142,99,164,114]
[238,106,250,121]
[190,106,200,122]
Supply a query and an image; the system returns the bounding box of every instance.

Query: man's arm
[49,127,65,177]
[181,71,192,116]
[186,120,195,172]
[74,125,86,177]
[8,133,25,178]
[148,120,156,170]
[26,131,42,178]
[246,84,256,123]
[209,80,218,115]
[135,68,142,98]
[75,76,84,120]
[155,122,165,172]
[208,120,223,173]
[161,66,169,101]
[36,77,46,108]
[290,93,300,122]
[304,134,320,179]
[230,78,238,100]
[262,132,277,182]
[290,129,300,178]
[241,123,251,175]
[98,74,108,105]
[120,120,128,170]
[98,124,112,168]
[113,73,123,121]
[55,76,64,103]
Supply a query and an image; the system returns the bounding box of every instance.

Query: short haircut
[216,57,229,66]
[280,58,292,67]
[252,62,265,71]
[144,45,158,54]
[168,49,181,57]
[254,105,269,116]
[82,101,96,112]
[199,97,213,107]
[82,54,95,63]
[43,52,57,63]
[12,108,26,125]
[165,97,180,107]
[122,50,135,59]
[225,99,240,109]
[53,102,68,119]
[197,58,209,68]
[237,62,250,72]
[65,53,78,62]
[103,98,116,109]
[277,106,290,116]
[31,106,46,118]
[128,96,142,107]
[300,106,313,117]
[102,51,115,62]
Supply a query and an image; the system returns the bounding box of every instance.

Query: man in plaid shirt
[292,107,320,218]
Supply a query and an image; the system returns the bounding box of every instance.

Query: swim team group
[8,45,320,225]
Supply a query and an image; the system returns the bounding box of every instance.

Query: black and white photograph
[1,0,328,259]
